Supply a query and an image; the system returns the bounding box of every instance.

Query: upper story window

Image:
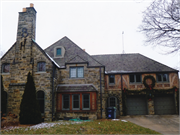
[54,46,65,58]
[157,73,169,82]
[70,67,84,78]
[56,48,61,56]
[130,74,141,83]
[37,62,46,72]
[2,63,10,73]
[109,75,115,84]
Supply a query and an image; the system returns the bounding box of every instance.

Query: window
[37,91,45,114]
[130,74,141,83]
[57,93,94,111]
[37,62,46,72]
[56,48,61,56]
[72,95,80,110]
[109,75,115,84]
[2,63,10,73]
[157,73,168,82]
[82,94,90,110]
[109,97,116,107]
[70,67,84,78]
[62,95,70,110]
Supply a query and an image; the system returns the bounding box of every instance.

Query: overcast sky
[0,0,179,74]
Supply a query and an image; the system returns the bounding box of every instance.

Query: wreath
[143,75,156,89]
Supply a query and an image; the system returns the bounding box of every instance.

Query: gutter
[100,67,102,119]
[52,64,55,121]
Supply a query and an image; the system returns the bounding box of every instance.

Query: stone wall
[56,63,105,119]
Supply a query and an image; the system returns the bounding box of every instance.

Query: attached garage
[126,95,148,115]
[154,94,176,115]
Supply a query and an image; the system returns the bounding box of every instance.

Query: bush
[19,72,41,124]
[1,75,7,116]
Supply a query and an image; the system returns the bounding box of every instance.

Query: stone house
[1,4,179,122]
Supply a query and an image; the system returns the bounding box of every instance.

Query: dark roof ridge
[44,36,68,51]
[91,53,139,56]
[138,53,178,72]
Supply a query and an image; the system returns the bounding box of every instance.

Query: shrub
[19,72,41,124]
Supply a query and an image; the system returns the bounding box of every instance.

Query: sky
[0,0,179,75]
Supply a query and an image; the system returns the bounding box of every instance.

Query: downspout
[52,64,55,121]
[121,74,124,115]
[100,67,102,119]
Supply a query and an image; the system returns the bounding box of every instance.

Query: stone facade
[1,4,179,123]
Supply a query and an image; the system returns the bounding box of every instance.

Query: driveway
[120,115,179,135]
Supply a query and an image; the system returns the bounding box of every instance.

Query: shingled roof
[92,53,178,74]
[44,36,103,67]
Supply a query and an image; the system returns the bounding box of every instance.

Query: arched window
[37,91,45,114]
[108,97,116,107]
[37,62,46,72]
[2,63,10,73]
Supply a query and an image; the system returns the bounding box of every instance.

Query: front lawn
[1,119,160,134]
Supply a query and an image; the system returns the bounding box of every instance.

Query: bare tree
[139,0,180,54]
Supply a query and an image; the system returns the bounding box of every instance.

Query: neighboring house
[1,4,179,122]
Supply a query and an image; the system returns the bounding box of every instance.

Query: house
[1,4,179,122]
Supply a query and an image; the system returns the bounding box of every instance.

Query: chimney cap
[22,8,26,12]
[30,3,34,7]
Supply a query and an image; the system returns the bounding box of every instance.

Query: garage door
[154,95,175,115]
[126,96,147,115]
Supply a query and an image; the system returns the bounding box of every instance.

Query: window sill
[1,73,10,75]
[109,83,115,86]
[129,82,142,84]
[69,77,84,79]
[156,81,169,83]
[57,110,96,113]
[35,71,46,74]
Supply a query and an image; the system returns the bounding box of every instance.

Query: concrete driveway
[120,115,179,135]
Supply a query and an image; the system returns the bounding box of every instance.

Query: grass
[1,119,160,134]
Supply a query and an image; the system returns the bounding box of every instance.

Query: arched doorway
[37,91,45,114]
[107,96,120,118]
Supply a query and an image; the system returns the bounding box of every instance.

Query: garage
[126,95,148,115]
[154,94,176,115]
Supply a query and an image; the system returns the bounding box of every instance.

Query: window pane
[63,95,69,109]
[73,95,79,109]
[130,75,134,82]
[157,74,162,82]
[77,67,83,78]
[38,62,45,71]
[83,94,89,109]
[110,97,116,107]
[109,75,115,84]
[163,74,168,82]
[56,48,61,56]
[70,68,76,78]
[136,75,141,82]
[2,64,10,73]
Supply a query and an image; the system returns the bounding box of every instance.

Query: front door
[107,96,120,118]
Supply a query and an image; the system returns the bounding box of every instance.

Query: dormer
[54,46,65,58]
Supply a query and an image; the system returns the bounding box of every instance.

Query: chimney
[30,3,34,7]
[83,49,86,52]
[22,8,26,12]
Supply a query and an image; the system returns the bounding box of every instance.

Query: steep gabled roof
[67,55,87,64]
[44,36,103,67]
[92,53,178,74]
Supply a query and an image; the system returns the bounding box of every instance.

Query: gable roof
[44,36,103,67]
[32,39,60,68]
[92,53,178,74]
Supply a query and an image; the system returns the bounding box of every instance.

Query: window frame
[2,63,10,73]
[37,62,46,72]
[62,94,70,110]
[72,94,80,110]
[156,73,169,82]
[129,74,141,83]
[56,48,62,56]
[82,94,90,110]
[37,91,45,115]
[109,75,115,84]
[70,67,84,78]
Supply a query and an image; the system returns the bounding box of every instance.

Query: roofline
[32,39,60,68]
[0,42,16,60]
[105,70,179,75]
